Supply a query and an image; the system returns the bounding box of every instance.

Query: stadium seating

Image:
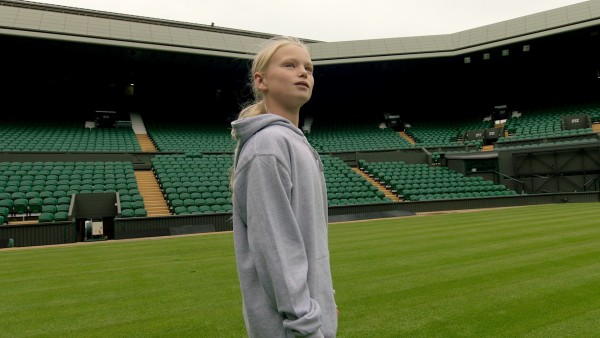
[498,103,600,147]
[404,118,491,151]
[145,121,235,154]
[306,121,414,152]
[0,121,141,152]
[359,160,518,201]
[152,154,233,215]
[0,161,146,222]
[321,155,393,206]
[1,101,597,228]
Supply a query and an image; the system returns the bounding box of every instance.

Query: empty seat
[56,204,70,213]
[54,211,68,221]
[0,206,8,217]
[41,205,57,214]
[13,198,28,214]
[38,212,54,223]
[28,198,43,213]
[120,209,135,218]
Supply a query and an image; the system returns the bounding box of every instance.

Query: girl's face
[256,44,314,111]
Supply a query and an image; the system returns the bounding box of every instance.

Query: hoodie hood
[231,113,305,166]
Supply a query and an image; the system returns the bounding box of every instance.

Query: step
[136,134,158,152]
[134,170,171,217]
[130,112,148,134]
[352,168,401,202]
[398,131,416,145]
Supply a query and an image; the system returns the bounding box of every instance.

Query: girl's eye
[285,63,295,68]
[306,67,313,74]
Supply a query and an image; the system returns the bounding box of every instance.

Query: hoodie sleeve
[235,153,324,338]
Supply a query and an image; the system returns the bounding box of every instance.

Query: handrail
[583,177,597,188]
[490,170,525,185]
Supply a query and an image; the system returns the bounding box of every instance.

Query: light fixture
[483,53,490,60]
[502,49,509,56]
[523,45,530,52]
[464,56,471,64]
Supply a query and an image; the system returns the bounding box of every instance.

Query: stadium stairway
[130,112,147,134]
[593,123,600,133]
[352,168,401,202]
[136,134,158,152]
[481,145,494,151]
[398,131,416,145]
[133,171,171,217]
[130,112,158,152]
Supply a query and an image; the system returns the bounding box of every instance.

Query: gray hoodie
[231,114,337,338]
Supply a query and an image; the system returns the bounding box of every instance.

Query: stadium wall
[329,191,599,216]
[498,143,600,193]
[0,221,76,247]
[2,192,598,247]
[114,213,231,238]
[0,152,175,165]
[327,149,429,167]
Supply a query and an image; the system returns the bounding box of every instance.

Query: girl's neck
[265,100,300,126]
[271,111,299,126]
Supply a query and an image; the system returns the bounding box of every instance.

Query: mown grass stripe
[0,203,598,337]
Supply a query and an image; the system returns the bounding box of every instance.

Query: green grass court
[1,203,599,337]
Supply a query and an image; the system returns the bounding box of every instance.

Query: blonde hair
[231,35,310,139]
[230,36,310,192]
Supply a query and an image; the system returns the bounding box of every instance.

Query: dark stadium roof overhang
[3,0,600,119]
[311,17,600,65]
[2,0,600,65]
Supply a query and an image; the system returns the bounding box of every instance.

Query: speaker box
[485,127,502,140]
[464,129,485,141]
[95,110,117,128]
[562,114,591,130]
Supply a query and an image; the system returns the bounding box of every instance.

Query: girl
[230,36,338,338]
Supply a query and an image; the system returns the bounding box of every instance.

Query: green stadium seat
[120,209,135,218]
[57,196,71,205]
[26,191,40,199]
[28,198,43,213]
[54,211,68,221]
[43,197,58,206]
[0,206,9,218]
[170,199,183,208]
[56,204,70,213]
[174,206,187,215]
[13,198,28,214]
[132,201,144,210]
[11,192,26,200]
[52,190,67,198]
[42,205,57,214]
[210,205,224,212]
[38,212,54,223]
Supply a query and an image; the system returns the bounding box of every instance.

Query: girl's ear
[254,72,267,92]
